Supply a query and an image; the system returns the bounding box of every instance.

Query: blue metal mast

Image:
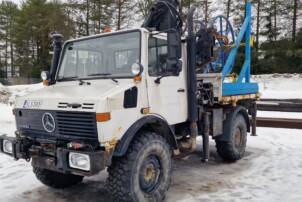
[221,0,259,96]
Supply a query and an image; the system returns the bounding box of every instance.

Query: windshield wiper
[88,73,112,76]
[88,73,118,84]
[111,78,118,84]
[57,76,90,85]
[79,79,91,86]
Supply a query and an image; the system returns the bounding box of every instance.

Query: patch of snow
[258,111,302,119]
[0,84,10,104]
[7,83,44,105]
[0,103,15,135]
[253,74,302,99]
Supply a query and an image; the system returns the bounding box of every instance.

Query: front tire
[33,167,84,189]
[216,113,247,162]
[107,131,172,202]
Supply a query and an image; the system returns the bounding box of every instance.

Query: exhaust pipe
[49,32,63,85]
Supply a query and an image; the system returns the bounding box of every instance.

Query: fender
[214,106,250,142]
[113,115,178,157]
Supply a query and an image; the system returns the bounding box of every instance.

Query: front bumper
[0,135,108,176]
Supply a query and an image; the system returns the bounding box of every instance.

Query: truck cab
[13,28,188,145]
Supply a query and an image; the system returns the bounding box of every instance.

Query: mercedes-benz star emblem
[42,113,56,133]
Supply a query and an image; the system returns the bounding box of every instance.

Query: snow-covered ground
[254,74,302,99]
[255,74,302,119]
[0,74,302,202]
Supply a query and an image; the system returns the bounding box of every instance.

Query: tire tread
[33,167,83,189]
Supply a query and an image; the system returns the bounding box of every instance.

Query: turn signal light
[96,112,111,122]
[43,80,49,86]
[134,75,142,83]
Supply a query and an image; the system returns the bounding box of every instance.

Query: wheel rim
[139,155,162,193]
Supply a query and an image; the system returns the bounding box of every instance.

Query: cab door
[146,35,188,124]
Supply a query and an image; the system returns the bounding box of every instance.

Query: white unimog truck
[0,0,259,201]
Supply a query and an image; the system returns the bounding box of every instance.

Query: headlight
[69,152,90,171]
[131,63,143,76]
[40,71,50,81]
[3,140,13,154]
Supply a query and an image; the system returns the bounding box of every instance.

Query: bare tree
[226,0,231,20]
[255,0,261,51]
[292,0,298,41]
[115,0,135,30]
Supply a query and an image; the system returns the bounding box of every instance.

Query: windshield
[57,31,141,81]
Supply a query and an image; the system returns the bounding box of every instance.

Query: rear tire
[216,113,247,162]
[107,131,172,202]
[33,167,83,189]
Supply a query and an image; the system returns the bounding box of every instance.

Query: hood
[15,79,135,112]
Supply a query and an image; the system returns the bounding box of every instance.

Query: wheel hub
[144,165,156,182]
[139,155,161,193]
[235,128,242,148]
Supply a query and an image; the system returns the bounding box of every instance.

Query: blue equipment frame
[209,15,235,73]
[221,1,259,96]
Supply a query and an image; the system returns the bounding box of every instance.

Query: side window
[148,37,168,77]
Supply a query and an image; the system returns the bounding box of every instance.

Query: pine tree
[0,1,18,78]
[85,0,90,35]
[90,0,114,34]
[14,0,73,78]
[220,0,246,32]
[201,0,213,24]
[260,0,284,42]
[253,0,261,51]
[112,0,136,30]
[292,0,298,41]
[225,0,231,20]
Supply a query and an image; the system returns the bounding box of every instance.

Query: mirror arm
[154,74,173,84]
[154,76,164,84]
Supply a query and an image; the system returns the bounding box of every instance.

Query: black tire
[107,131,172,202]
[33,167,84,189]
[216,113,247,162]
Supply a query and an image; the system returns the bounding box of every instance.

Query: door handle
[177,89,185,93]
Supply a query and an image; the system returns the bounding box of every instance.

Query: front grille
[82,103,95,109]
[15,109,98,140]
[57,102,95,110]
[56,111,97,138]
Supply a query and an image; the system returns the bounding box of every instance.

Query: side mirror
[166,30,182,75]
[41,71,50,86]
